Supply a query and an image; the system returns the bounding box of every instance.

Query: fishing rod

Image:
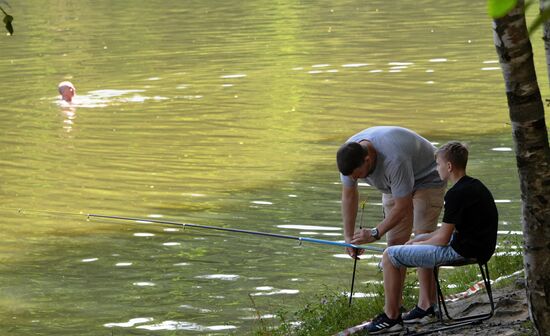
[87,213,384,253]
[348,200,366,307]
[88,213,383,307]
[9,208,381,306]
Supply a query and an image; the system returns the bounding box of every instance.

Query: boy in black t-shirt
[363,142,498,334]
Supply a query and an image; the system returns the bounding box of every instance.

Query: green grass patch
[251,283,385,336]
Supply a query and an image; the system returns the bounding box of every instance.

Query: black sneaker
[363,312,403,334]
[401,305,437,324]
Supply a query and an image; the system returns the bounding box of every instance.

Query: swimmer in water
[58,81,76,103]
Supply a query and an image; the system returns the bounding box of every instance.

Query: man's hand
[346,247,365,259]
[351,228,378,245]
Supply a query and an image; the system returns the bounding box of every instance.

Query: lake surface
[0,0,544,334]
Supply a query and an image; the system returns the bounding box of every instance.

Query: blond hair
[435,141,468,170]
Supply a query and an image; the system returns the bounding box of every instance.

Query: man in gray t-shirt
[336,126,446,312]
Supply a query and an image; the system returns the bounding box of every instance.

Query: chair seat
[436,257,478,267]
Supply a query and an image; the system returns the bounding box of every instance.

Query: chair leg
[433,267,452,321]
[478,263,495,319]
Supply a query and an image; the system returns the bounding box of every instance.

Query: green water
[0,0,543,334]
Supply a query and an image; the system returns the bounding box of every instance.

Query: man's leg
[382,193,414,309]
[412,187,445,309]
[382,250,404,319]
[364,249,407,334]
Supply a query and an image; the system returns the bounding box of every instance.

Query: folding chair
[434,258,495,325]
[406,258,495,335]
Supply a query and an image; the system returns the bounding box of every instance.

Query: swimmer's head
[58,81,76,102]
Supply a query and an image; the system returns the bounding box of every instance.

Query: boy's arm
[415,223,455,246]
[405,232,434,244]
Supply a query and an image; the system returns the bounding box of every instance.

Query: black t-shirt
[443,175,498,263]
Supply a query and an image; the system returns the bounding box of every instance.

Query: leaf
[3,13,13,35]
[5,18,12,35]
[1,5,13,35]
[528,7,550,35]
[488,0,518,18]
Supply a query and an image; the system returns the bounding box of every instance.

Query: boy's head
[337,142,369,176]
[58,81,76,102]
[435,141,468,180]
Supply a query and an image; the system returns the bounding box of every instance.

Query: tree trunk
[492,1,550,335]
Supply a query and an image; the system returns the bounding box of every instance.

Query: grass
[250,235,525,336]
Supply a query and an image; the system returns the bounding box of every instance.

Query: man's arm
[342,185,359,243]
[415,223,455,246]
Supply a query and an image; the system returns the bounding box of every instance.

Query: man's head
[337,142,369,176]
[58,81,76,102]
[435,141,468,181]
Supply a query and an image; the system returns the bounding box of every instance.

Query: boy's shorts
[386,243,465,269]
[382,186,445,243]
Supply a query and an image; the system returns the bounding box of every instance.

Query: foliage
[527,2,550,34]
[0,1,13,35]
[487,0,550,35]
[488,0,519,18]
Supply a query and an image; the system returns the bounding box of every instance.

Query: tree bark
[493,0,550,335]
[492,1,550,335]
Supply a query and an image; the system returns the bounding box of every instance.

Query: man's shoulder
[348,126,416,141]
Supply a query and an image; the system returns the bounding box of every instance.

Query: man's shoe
[401,305,437,324]
[363,312,403,334]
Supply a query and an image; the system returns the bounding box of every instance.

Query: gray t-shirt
[340,126,445,197]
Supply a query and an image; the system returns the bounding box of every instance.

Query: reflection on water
[105,318,238,332]
[249,289,300,296]
[195,274,240,281]
[136,321,238,332]
[104,317,154,328]
[0,0,535,334]
[61,108,76,132]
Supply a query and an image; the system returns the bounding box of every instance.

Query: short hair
[58,81,75,94]
[336,142,368,175]
[435,141,468,170]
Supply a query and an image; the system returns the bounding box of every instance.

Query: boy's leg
[367,244,462,333]
[417,268,435,310]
